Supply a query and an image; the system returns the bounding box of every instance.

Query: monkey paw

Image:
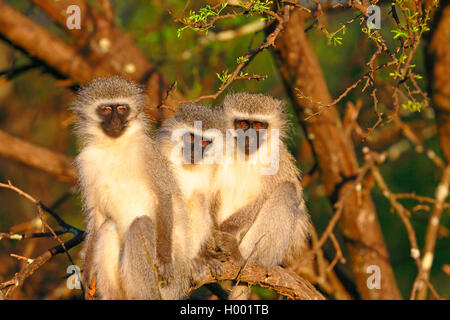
[206,258,224,279]
[190,256,223,283]
[208,230,243,264]
[156,262,175,288]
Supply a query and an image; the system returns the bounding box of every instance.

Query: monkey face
[234,119,268,155]
[96,104,130,138]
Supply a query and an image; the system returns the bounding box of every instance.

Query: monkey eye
[236,120,249,130]
[253,121,268,129]
[117,105,128,114]
[201,139,211,147]
[99,106,112,114]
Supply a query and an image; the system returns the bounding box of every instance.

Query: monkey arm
[154,192,173,265]
[93,219,123,299]
[145,146,176,269]
[283,198,311,267]
[82,227,98,299]
[211,181,301,268]
[201,196,262,265]
[219,200,263,239]
[237,181,300,269]
[120,216,162,299]
[218,182,302,300]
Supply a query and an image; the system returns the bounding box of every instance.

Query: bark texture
[271,8,402,299]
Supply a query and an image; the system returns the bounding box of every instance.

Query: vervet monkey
[72,76,191,299]
[214,93,310,299]
[157,104,242,276]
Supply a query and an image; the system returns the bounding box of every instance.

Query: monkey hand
[156,261,175,288]
[191,254,224,281]
[206,230,244,264]
[204,256,224,279]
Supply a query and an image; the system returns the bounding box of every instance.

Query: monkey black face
[183,133,212,165]
[234,119,268,155]
[96,104,130,138]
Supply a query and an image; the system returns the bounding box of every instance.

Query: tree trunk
[271,8,402,299]
[419,2,450,300]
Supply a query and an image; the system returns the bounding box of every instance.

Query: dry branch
[0,0,182,122]
[0,1,94,83]
[29,0,181,117]
[365,152,441,300]
[190,261,325,300]
[416,165,450,299]
[174,6,290,104]
[0,129,76,182]
[421,2,450,300]
[29,0,154,83]
[0,181,85,298]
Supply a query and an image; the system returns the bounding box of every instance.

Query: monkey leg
[228,182,300,300]
[283,199,311,267]
[93,219,123,299]
[238,181,299,268]
[120,215,162,300]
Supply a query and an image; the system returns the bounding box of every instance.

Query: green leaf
[391,29,408,39]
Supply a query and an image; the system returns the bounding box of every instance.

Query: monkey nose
[111,116,121,126]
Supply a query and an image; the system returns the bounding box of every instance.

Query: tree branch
[29,0,182,118]
[190,261,325,300]
[0,181,85,299]
[0,129,76,182]
[0,1,94,83]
